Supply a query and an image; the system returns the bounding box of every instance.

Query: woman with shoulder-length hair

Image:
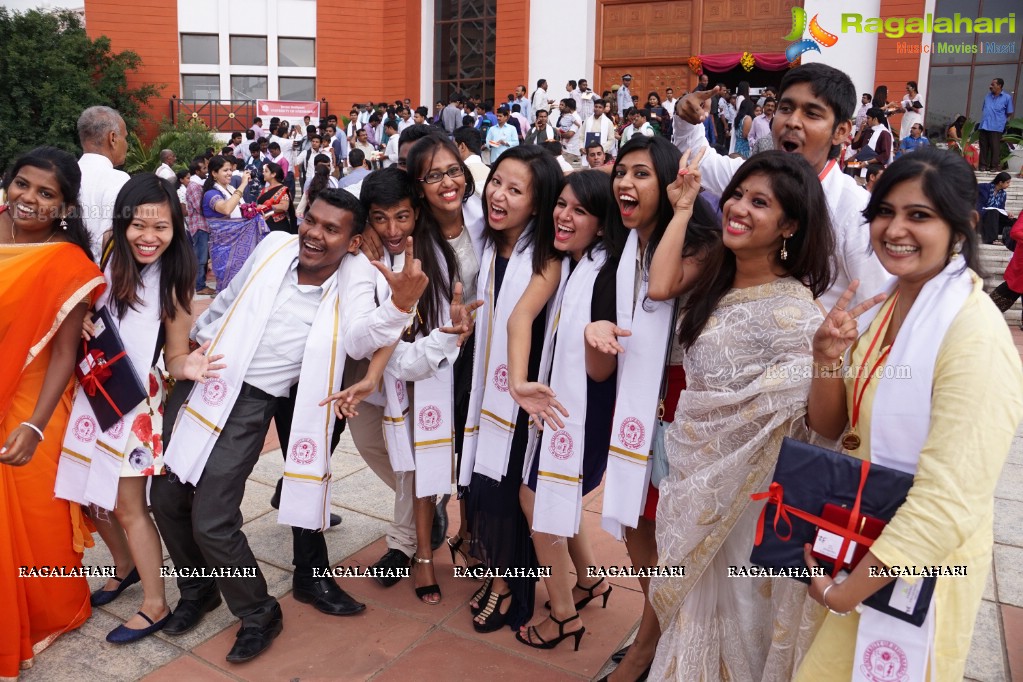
[647,150,836,680]
[257,161,295,233]
[461,144,564,634]
[798,147,1023,681]
[0,146,106,677]
[57,174,221,643]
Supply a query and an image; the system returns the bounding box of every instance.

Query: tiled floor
[17,293,1023,682]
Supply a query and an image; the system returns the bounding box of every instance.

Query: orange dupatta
[0,241,105,422]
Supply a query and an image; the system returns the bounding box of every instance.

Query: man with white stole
[338,168,478,597]
[151,189,367,664]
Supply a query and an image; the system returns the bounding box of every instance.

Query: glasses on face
[419,166,464,184]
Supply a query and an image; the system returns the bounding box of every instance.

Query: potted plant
[1001,117,1023,174]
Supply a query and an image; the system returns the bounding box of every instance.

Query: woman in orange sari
[0,146,105,678]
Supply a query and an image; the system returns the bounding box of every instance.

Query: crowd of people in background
[2,59,1023,682]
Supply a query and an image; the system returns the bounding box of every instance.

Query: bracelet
[814,356,844,377]
[822,583,849,616]
[19,422,44,442]
[391,297,415,315]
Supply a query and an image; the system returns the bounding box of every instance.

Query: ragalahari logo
[784,7,839,63]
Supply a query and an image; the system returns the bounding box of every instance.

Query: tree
[0,8,159,170]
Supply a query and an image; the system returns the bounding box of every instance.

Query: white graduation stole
[533,249,607,537]
[601,231,673,540]
[56,261,162,510]
[278,275,345,531]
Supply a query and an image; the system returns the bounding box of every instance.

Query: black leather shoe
[225,605,283,663]
[329,512,342,527]
[270,477,282,509]
[431,494,450,551]
[292,578,365,616]
[163,590,223,636]
[372,548,411,588]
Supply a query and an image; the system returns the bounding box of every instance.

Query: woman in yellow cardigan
[799,147,1023,681]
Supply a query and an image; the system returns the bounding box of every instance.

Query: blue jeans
[192,229,209,290]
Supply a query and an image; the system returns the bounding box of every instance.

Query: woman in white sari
[647,150,836,680]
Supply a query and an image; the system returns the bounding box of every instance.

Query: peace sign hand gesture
[812,280,887,364]
[439,282,484,347]
[372,236,428,313]
[666,147,705,213]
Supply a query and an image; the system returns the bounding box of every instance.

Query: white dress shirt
[338,251,458,406]
[581,114,616,154]
[155,163,176,182]
[673,120,892,309]
[193,256,324,397]
[78,153,130,261]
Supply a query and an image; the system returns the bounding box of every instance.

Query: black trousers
[271,384,344,580]
[151,380,279,628]
[979,129,1003,170]
[981,209,1013,244]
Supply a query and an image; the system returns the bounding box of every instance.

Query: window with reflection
[231,36,267,66]
[434,0,496,105]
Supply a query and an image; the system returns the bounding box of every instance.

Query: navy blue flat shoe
[105,610,171,644]
[90,567,140,606]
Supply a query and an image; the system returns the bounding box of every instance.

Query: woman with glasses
[405,134,487,581]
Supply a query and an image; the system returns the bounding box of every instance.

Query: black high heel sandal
[515,613,586,651]
[412,555,441,605]
[544,577,613,611]
[469,576,493,616]
[472,589,511,633]
[446,536,484,579]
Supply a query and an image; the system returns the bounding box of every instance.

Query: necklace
[10,216,57,245]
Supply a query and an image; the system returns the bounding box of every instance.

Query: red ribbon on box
[751,460,873,578]
[77,345,129,418]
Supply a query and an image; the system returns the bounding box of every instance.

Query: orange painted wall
[874,0,925,130]
[84,0,179,140]
[495,0,530,102]
[316,0,421,114]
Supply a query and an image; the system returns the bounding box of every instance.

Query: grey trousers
[343,358,416,557]
[151,380,280,628]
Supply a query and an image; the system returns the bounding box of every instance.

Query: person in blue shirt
[485,107,519,163]
[979,78,1015,172]
[896,122,929,158]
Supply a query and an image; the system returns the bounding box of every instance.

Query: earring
[950,241,962,260]
[60,218,68,231]
[780,237,789,261]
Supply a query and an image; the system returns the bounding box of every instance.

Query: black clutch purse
[74,306,148,432]
[749,437,936,626]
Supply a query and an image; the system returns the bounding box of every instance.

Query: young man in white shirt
[383,119,401,167]
[576,78,595,120]
[556,98,583,168]
[663,87,678,118]
[454,126,489,197]
[580,98,616,159]
[514,84,532,123]
[530,79,551,123]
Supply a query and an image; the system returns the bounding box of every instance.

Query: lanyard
[844,291,899,450]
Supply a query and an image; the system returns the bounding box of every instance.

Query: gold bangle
[814,357,844,376]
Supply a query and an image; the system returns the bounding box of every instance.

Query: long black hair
[481,144,564,274]
[107,174,196,322]
[203,155,231,193]
[677,150,835,349]
[404,135,468,336]
[605,135,719,269]
[4,146,93,260]
[863,146,979,274]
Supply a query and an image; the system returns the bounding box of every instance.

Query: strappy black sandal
[446,536,485,578]
[515,613,586,651]
[469,575,493,615]
[544,577,613,611]
[412,554,441,605]
[472,589,511,633]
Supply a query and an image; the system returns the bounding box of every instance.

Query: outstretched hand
[510,381,567,431]
[585,320,632,356]
[320,378,377,419]
[812,280,887,364]
[677,86,721,125]
[666,147,706,212]
[372,236,428,313]
[180,341,226,383]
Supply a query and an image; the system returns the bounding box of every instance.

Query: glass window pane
[279,38,315,67]
[968,64,1018,123]
[436,0,458,21]
[181,34,218,65]
[182,75,221,100]
[231,75,268,100]
[925,65,971,137]
[931,0,979,65]
[230,36,267,66]
[974,0,1022,63]
[279,77,316,101]
[435,23,457,80]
